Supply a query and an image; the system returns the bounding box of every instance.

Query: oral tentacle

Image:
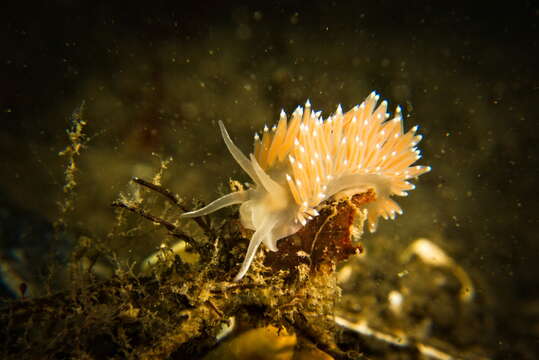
[233,215,279,281]
[181,190,251,218]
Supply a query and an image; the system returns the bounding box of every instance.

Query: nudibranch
[181,92,430,281]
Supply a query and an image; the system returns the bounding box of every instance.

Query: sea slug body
[181,91,430,280]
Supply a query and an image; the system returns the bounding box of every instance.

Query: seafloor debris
[1,174,490,359]
[0,176,374,359]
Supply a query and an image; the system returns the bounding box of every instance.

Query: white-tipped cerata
[181,93,430,280]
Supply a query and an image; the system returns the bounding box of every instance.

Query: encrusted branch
[131,176,211,233]
[2,185,375,359]
[110,199,204,254]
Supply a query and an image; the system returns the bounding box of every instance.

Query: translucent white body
[181,92,430,280]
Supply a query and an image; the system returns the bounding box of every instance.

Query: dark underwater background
[1,1,537,358]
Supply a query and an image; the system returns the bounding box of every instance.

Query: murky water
[1,3,536,359]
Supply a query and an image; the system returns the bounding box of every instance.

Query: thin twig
[206,300,224,317]
[131,177,211,232]
[284,314,361,360]
[334,316,485,360]
[111,200,201,252]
